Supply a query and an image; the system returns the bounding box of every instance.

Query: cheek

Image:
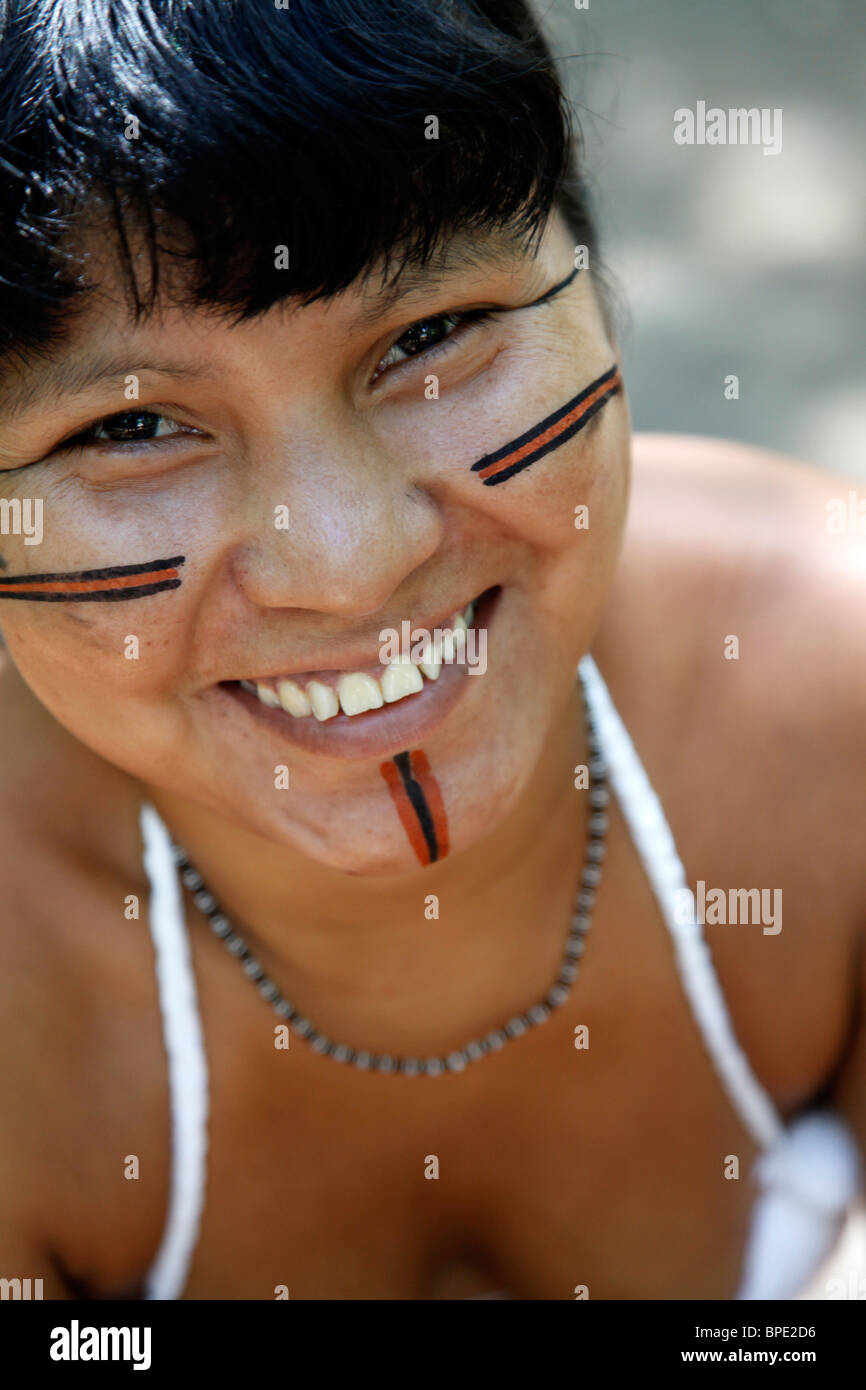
[384,351,630,561]
[470,363,623,487]
[541,404,632,657]
[0,584,216,804]
[0,598,190,745]
[467,394,631,682]
[0,554,198,743]
[451,387,632,594]
[478,406,630,554]
[0,478,220,712]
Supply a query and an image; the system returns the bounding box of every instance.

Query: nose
[232,435,443,619]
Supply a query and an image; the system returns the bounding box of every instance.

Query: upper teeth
[241,600,477,721]
[381,656,424,703]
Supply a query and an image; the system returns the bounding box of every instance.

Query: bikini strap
[577,654,784,1152]
[139,802,210,1300]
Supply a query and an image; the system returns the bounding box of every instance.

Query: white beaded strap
[140,802,210,1300]
[578,655,784,1152]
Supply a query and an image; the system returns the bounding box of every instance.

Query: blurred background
[538,0,866,479]
[536,0,866,1300]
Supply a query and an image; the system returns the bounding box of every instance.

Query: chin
[269,747,531,878]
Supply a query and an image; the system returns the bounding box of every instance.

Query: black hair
[0,0,603,365]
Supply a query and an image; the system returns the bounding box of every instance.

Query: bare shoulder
[609,431,866,686]
[593,433,866,1102]
[596,431,866,856]
[0,653,154,1041]
[0,658,164,1291]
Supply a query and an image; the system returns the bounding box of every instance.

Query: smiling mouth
[224,590,493,723]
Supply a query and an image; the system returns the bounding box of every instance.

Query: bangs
[0,0,597,359]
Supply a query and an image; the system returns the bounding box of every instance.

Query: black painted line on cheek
[471,365,622,486]
[0,555,185,601]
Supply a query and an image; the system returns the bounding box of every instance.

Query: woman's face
[0,209,630,873]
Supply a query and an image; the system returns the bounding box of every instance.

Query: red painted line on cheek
[0,556,185,602]
[471,365,622,486]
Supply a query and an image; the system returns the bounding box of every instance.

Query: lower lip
[217,587,499,760]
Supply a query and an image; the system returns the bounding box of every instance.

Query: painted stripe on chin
[380,748,450,866]
[471,364,622,486]
[0,555,185,601]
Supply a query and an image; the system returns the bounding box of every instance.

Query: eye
[65,410,192,449]
[373,308,496,379]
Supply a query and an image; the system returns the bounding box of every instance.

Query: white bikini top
[139,654,861,1300]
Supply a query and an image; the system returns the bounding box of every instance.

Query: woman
[0,0,863,1301]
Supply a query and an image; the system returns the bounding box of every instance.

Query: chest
[176,967,761,1300]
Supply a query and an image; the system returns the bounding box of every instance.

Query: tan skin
[0,210,864,1299]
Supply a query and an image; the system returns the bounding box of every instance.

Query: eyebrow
[0,356,218,425]
[352,230,546,328]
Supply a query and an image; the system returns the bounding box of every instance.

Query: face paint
[471,363,622,486]
[379,748,450,865]
[0,555,185,602]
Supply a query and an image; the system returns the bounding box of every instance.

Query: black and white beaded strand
[170,671,609,1076]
